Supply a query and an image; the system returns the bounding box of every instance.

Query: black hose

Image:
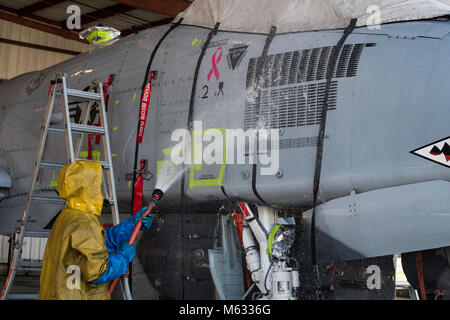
[128,19,183,297]
[130,19,183,214]
[310,18,357,265]
[264,261,274,294]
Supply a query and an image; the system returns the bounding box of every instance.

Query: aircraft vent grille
[347,43,365,77]
[244,43,371,130]
[252,81,338,130]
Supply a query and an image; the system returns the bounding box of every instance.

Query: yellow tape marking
[191,38,203,47]
[50,172,58,187]
[79,150,100,161]
[189,128,227,189]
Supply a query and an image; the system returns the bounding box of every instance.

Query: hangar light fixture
[79,26,121,46]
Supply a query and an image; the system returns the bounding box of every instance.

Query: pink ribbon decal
[207,46,223,81]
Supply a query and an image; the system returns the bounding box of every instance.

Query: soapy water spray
[154,159,189,193]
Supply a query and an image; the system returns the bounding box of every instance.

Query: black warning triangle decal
[227,45,249,70]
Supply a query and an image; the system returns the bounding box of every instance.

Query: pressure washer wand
[128,189,163,244]
[108,189,164,296]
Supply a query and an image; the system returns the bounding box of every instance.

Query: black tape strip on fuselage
[128,20,183,294]
[181,22,221,203]
[251,26,277,206]
[187,22,221,131]
[130,19,183,213]
[310,19,357,265]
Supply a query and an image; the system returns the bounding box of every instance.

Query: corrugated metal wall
[0,19,87,265]
[21,236,48,261]
[0,234,8,263]
[0,20,90,80]
[0,234,47,263]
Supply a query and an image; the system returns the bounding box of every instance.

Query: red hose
[108,204,154,295]
[128,204,153,244]
[415,251,427,300]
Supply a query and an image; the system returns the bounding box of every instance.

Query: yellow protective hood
[58,160,103,215]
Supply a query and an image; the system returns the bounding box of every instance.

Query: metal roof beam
[112,0,191,17]
[0,3,64,28]
[17,0,67,16]
[63,3,136,27]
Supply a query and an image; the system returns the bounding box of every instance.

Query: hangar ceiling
[0,0,192,43]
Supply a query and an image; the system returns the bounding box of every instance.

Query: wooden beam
[0,37,82,55]
[0,4,16,13]
[112,0,191,17]
[17,0,67,16]
[120,18,173,37]
[0,11,87,43]
[0,4,64,28]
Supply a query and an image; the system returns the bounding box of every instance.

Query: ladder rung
[7,294,38,300]
[100,161,110,169]
[48,126,65,133]
[17,261,42,268]
[66,88,101,101]
[23,230,50,238]
[32,196,64,204]
[71,124,105,135]
[40,161,65,169]
[40,160,109,170]
[48,127,81,136]
[76,159,110,169]
[16,267,42,272]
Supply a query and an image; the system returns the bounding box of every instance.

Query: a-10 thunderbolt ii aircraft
[1,0,450,300]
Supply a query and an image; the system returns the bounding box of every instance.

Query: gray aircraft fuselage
[0,20,449,264]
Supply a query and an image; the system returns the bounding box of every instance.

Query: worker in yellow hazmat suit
[38,160,152,300]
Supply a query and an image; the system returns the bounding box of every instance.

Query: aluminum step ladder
[0,73,131,300]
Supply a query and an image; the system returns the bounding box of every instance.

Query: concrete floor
[0,275,415,300]
[0,256,415,300]
[0,273,131,300]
